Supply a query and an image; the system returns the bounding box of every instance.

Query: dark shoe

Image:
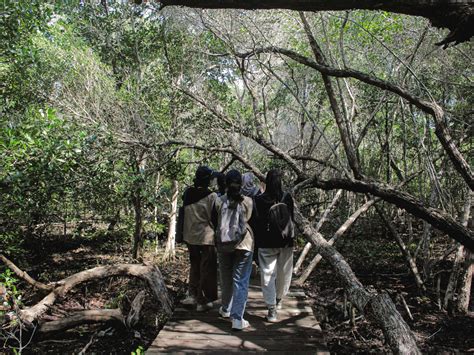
[266,306,278,322]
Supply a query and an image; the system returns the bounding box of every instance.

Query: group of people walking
[180,166,294,330]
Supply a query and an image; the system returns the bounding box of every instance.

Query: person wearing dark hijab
[240,172,261,197]
[251,169,294,323]
[181,166,218,311]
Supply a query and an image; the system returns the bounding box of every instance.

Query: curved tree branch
[0,254,54,291]
[237,47,474,190]
[162,139,265,181]
[19,264,172,325]
[296,175,474,251]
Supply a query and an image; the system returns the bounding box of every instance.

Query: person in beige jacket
[212,170,256,330]
[181,166,218,311]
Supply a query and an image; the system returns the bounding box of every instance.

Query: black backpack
[267,193,294,240]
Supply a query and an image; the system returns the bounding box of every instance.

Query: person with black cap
[181,166,218,311]
[211,169,256,330]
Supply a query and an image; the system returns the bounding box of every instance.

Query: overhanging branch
[296,176,474,251]
[158,0,474,46]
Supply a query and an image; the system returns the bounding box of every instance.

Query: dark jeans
[187,244,218,305]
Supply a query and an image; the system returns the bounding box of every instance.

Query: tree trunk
[38,309,125,333]
[295,198,377,286]
[456,192,474,314]
[163,180,179,261]
[300,13,362,179]
[38,290,147,334]
[457,250,473,314]
[375,206,425,291]
[154,172,161,223]
[132,191,143,260]
[294,189,343,274]
[294,206,421,354]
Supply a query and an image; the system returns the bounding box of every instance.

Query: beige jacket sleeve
[183,193,217,245]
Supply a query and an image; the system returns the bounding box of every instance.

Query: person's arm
[181,188,188,206]
[248,197,260,234]
[210,195,218,229]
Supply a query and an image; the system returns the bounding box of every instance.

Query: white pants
[258,247,293,306]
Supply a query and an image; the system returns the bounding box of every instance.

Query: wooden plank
[149,339,328,352]
[151,279,327,353]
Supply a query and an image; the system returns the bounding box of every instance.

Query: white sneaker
[232,318,250,330]
[181,295,197,306]
[218,306,230,318]
[196,302,213,312]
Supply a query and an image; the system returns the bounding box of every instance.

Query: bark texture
[294,189,343,274]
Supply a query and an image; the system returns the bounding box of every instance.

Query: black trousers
[187,244,218,304]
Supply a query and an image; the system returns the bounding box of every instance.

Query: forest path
[149,278,328,353]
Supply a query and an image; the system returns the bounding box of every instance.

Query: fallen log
[38,290,147,334]
[38,309,124,333]
[18,264,172,326]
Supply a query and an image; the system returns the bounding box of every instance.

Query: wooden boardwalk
[149,279,328,353]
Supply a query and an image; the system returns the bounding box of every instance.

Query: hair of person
[193,165,213,188]
[214,172,226,195]
[225,169,244,203]
[265,169,283,201]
